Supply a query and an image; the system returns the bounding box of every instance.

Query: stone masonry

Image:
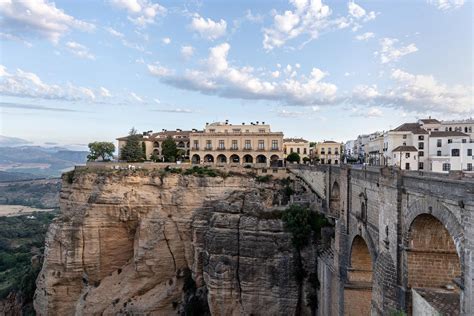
[288,165,474,315]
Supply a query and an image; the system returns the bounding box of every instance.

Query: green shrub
[255,175,272,183]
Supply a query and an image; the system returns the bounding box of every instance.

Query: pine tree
[120,128,144,162]
[161,136,177,162]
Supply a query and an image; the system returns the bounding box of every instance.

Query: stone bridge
[287,164,474,316]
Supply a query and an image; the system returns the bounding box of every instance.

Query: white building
[392,146,419,170]
[428,131,474,173]
[383,123,429,171]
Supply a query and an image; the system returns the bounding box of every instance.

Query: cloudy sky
[0,0,472,147]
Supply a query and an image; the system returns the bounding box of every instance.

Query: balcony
[271,147,279,151]
[243,147,252,151]
[216,147,226,151]
[205,147,212,150]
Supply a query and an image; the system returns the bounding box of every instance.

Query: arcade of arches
[191,153,282,166]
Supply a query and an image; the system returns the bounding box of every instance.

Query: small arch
[216,154,227,163]
[270,155,280,167]
[349,236,373,284]
[330,181,340,216]
[229,154,240,164]
[191,154,200,164]
[177,141,185,148]
[204,154,214,163]
[256,155,267,164]
[153,141,159,148]
[243,155,253,163]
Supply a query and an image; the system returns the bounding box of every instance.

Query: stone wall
[290,165,474,315]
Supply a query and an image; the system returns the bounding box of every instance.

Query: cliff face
[34,169,317,315]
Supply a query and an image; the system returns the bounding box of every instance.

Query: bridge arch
[345,235,374,315]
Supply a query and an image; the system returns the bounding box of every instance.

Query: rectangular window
[403,135,407,139]
[418,142,424,149]
[218,140,225,149]
[206,140,212,150]
[437,139,442,147]
[418,135,424,140]
[297,148,300,154]
[328,159,332,164]
[193,140,199,150]
[209,129,215,133]
[245,140,251,149]
[437,150,442,156]
[233,129,241,133]
[328,149,332,155]
[419,151,424,157]
[290,148,294,153]
[303,148,307,154]
[467,163,473,171]
[442,163,451,171]
[451,149,460,156]
[258,140,264,150]
[468,149,473,156]
[272,140,278,150]
[405,163,410,170]
[418,162,424,170]
[321,159,325,164]
[405,153,410,158]
[231,140,238,150]
[448,139,453,144]
[321,148,325,154]
[258,129,265,133]
[462,139,467,143]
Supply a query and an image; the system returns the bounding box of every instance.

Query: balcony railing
[205,146,212,150]
[217,147,226,150]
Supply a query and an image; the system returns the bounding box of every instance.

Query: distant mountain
[0,135,32,147]
[0,146,88,177]
[0,171,44,182]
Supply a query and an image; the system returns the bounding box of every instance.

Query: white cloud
[147,42,338,106]
[0,32,33,48]
[0,65,99,101]
[147,63,173,76]
[130,92,144,102]
[355,32,374,41]
[155,108,193,113]
[352,69,473,114]
[190,14,227,40]
[428,0,465,10]
[162,37,171,44]
[65,41,95,60]
[181,45,195,59]
[154,98,161,104]
[245,10,264,23]
[367,107,383,117]
[99,87,112,97]
[263,0,377,50]
[271,71,280,78]
[109,0,166,26]
[0,0,95,43]
[105,26,124,38]
[377,37,418,64]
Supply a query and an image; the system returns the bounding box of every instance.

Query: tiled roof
[420,118,440,124]
[284,138,308,143]
[392,145,418,152]
[322,140,339,144]
[430,131,468,137]
[392,123,429,134]
[414,288,459,316]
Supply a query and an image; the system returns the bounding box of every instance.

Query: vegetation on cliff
[0,212,57,313]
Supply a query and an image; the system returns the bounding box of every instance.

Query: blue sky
[0,0,472,148]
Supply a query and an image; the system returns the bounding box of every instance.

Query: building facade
[283,138,310,160]
[315,141,342,165]
[189,121,284,166]
[428,131,473,172]
[117,130,191,161]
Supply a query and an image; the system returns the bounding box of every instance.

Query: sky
[0,0,472,148]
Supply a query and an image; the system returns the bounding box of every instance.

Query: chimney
[256,121,259,124]
[262,121,265,124]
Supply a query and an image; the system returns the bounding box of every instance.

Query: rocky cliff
[34,168,320,315]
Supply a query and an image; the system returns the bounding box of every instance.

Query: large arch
[191,154,200,164]
[204,154,214,163]
[344,235,373,316]
[270,154,280,167]
[407,214,461,289]
[216,154,227,164]
[256,155,267,164]
[329,181,341,217]
[229,154,240,164]
[243,155,253,163]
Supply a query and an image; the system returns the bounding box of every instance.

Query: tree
[161,136,177,162]
[87,142,115,161]
[287,152,301,163]
[309,142,317,148]
[120,128,144,162]
[303,157,310,164]
[150,152,160,162]
[141,142,147,160]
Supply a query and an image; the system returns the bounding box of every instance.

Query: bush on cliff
[281,205,330,250]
